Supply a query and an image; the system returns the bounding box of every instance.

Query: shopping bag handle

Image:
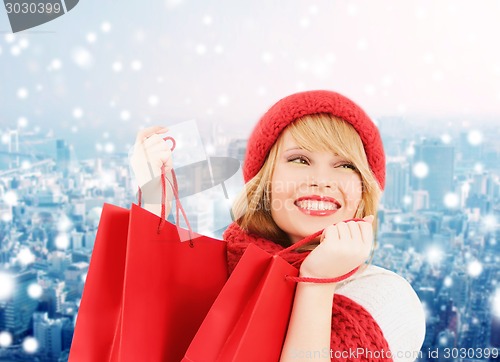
[137,137,194,245]
[278,218,368,284]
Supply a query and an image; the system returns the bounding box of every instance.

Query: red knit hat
[243,90,386,190]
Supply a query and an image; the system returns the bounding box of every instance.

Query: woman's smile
[294,195,341,216]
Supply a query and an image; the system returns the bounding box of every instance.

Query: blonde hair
[232,114,382,251]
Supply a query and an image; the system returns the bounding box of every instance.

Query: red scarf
[223,222,393,362]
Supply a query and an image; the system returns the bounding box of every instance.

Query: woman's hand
[130,126,172,188]
[299,215,374,279]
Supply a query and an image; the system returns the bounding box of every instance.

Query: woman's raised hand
[130,126,172,188]
[299,215,374,280]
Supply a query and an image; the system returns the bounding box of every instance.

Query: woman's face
[270,129,363,243]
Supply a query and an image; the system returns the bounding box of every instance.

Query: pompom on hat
[243,90,386,190]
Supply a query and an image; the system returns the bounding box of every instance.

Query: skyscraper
[33,312,64,360]
[383,157,409,209]
[0,270,39,340]
[411,139,455,209]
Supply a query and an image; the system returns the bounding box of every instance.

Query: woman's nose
[308,172,336,189]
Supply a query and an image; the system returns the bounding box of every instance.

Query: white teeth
[297,200,338,211]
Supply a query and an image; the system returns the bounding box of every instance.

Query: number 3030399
[5,2,62,14]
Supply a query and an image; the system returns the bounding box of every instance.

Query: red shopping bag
[183,243,298,362]
[68,203,130,361]
[183,227,360,362]
[69,163,228,362]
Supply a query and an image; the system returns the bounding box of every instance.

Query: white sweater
[335,265,426,362]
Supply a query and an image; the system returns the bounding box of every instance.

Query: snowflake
[492,289,500,318]
[73,107,83,119]
[3,191,18,206]
[467,260,483,277]
[112,61,123,72]
[0,332,12,348]
[58,214,72,232]
[22,337,38,354]
[104,143,115,153]
[299,17,310,28]
[10,46,21,56]
[214,45,224,54]
[195,44,207,55]
[131,60,142,71]
[218,95,229,106]
[27,283,43,299]
[55,234,70,249]
[261,52,273,63]
[202,15,213,26]
[426,245,443,265]
[413,162,429,178]
[18,116,28,128]
[443,276,453,287]
[4,34,15,43]
[50,58,62,70]
[148,95,159,106]
[72,47,93,68]
[17,87,28,99]
[443,193,459,208]
[86,32,97,43]
[17,247,35,266]
[120,110,131,121]
[441,134,452,144]
[101,22,111,33]
[467,130,483,146]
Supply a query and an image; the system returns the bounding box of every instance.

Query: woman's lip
[294,195,341,217]
[294,195,341,208]
[297,208,338,217]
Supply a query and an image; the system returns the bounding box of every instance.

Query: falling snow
[55,234,70,250]
[72,47,93,68]
[443,193,459,208]
[22,337,38,354]
[467,130,483,146]
[0,332,13,348]
[27,283,43,299]
[413,161,429,179]
[467,260,483,277]
[17,247,35,266]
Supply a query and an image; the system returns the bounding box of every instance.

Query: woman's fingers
[336,222,351,240]
[135,126,168,146]
[346,220,362,243]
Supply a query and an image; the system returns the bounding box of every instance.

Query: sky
[0,0,499,158]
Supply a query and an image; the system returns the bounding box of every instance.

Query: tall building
[33,312,64,360]
[411,139,455,209]
[383,158,409,209]
[0,270,39,340]
[56,139,71,174]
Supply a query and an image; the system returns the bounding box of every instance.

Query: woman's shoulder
[336,265,426,362]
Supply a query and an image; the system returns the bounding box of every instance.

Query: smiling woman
[131,90,426,362]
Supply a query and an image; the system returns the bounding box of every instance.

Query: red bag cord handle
[279,218,367,284]
[137,137,194,245]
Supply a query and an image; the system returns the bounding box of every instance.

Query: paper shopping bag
[69,205,228,362]
[69,203,130,361]
[111,203,228,362]
[183,243,299,362]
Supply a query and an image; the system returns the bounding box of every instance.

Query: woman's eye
[288,156,310,165]
[340,163,357,171]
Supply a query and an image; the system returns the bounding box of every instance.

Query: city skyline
[0,117,499,360]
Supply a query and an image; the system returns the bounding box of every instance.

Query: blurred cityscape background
[2,0,500,360]
[0,117,499,361]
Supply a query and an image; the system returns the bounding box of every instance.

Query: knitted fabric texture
[224,222,393,362]
[243,90,386,190]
